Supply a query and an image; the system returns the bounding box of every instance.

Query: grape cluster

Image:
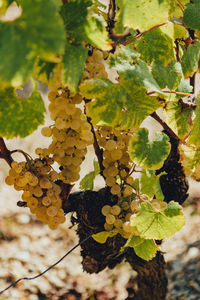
[83,49,108,79]
[96,126,134,197]
[37,87,93,184]
[101,200,140,239]
[5,159,65,230]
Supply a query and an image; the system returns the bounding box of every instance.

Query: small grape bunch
[5,158,65,230]
[84,48,108,79]
[101,199,140,239]
[96,126,134,197]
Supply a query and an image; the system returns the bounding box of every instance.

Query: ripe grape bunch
[96,126,134,197]
[37,85,94,184]
[5,158,65,230]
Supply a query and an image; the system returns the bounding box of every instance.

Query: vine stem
[147,90,192,96]
[0,137,13,167]
[151,112,180,141]
[86,116,104,175]
[123,22,168,46]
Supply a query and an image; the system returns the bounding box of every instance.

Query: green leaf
[0,87,45,138]
[164,100,193,139]
[181,41,200,78]
[63,42,88,94]
[0,22,36,86]
[79,160,100,191]
[131,202,185,239]
[109,46,163,95]
[134,239,158,261]
[0,0,65,86]
[61,0,112,50]
[135,24,175,65]
[80,171,95,191]
[152,60,182,90]
[123,235,144,248]
[80,79,161,129]
[183,0,200,31]
[122,0,169,31]
[187,97,200,146]
[92,231,117,244]
[19,0,65,56]
[164,201,182,217]
[94,160,100,175]
[129,128,171,170]
[140,170,165,200]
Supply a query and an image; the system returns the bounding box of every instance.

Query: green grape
[104,222,113,231]
[101,205,111,216]
[106,214,116,225]
[110,205,121,215]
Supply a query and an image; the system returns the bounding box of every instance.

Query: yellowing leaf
[92,231,117,244]
[131,202,185,240]
[122,0,169,31]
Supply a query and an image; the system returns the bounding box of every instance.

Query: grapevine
[0,0,200,299]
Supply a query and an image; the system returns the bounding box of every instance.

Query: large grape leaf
[152,60,182,90]
[0,0,65,86]
[164,100,193,139]
[140,170,165,200]
[131,202,185,239]
[134,239,158,261]
[61,0,112,50]
[186,97,200,147]
[129,128,171,170]
[0,87,45,138]
[181,41,200,78]
[63,42,88,94]
[80,79,161,129]
[135,24,175,65]
[183,0,200,31]
[122,0,169,31]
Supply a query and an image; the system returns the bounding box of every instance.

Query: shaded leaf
[61,0,112,50]
[63,42,88,94]
[140,170,165,200]
[0,0,65,86]
[181,41,200,78]
[129,128,171,170]
[186,97,200,146]
[0,87,45,138]
[152,60,182,90]
[183,0,200,31]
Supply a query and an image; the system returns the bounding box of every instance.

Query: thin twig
[123,22,168,46]
[0,137,13,167]
[0,235,91,295]
[151,112,180,141]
